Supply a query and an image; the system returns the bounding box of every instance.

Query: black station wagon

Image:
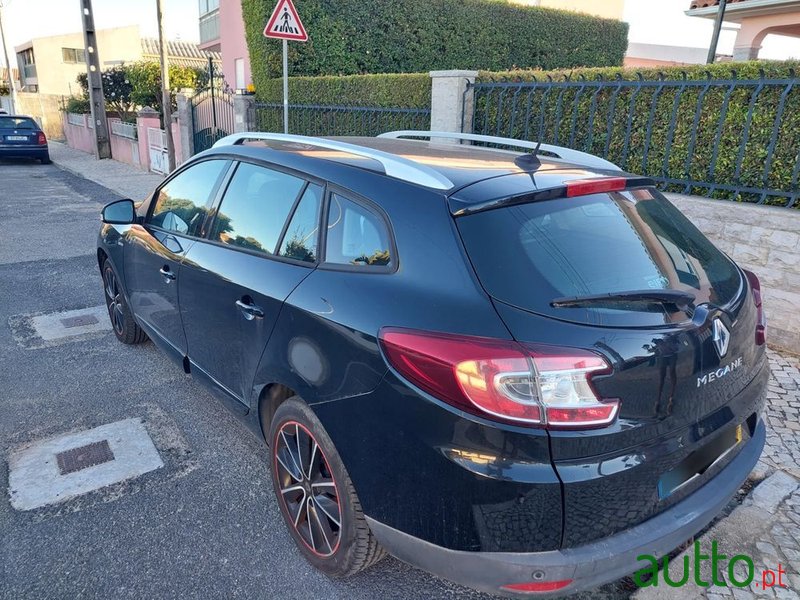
[97,131,768,597]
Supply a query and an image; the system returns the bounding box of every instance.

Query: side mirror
[102,199,136,225]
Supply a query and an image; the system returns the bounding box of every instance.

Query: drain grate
[60,314,100,328]
[56,440,115,475]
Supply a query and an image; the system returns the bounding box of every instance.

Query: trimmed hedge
[255,72,431,107]
[473,61,800,207]
[243,0,628,93]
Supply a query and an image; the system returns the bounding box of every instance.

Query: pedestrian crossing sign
[263,0,308,42]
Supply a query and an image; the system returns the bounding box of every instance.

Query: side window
[149,160,228,236]
[324,193,392,268]
[278,183,323,263]
[210,162,305,255]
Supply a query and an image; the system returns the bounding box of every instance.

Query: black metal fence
[467,71,800,208]
[191,87,235,153]
[253,103,431,137]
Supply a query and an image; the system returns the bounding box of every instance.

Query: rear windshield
[456,188,742,327]
[0,117,38,130]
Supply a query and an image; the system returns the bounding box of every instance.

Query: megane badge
[712,319,730,358]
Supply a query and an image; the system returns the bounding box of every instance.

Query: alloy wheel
[103,267,124,335]
[274,421,342,557]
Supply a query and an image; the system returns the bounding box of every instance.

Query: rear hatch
[453,173,768,546]
[0,116,42,146]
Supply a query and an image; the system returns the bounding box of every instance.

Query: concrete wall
[15,92,65,141]
[668,194,800,355]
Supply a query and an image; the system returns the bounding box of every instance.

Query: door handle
[236,299,264,320]
[159,266,176,282]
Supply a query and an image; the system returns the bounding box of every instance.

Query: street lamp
[0,0,18,113]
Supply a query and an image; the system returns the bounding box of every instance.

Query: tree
[126,61,202,118]
[78,65,135,121]
[0,81,9,96]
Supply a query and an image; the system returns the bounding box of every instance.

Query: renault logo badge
[712,319,730,358]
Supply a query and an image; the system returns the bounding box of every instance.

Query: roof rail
[212,132,454,190]
[378,130,622,172]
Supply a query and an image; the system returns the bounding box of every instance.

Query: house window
[62,48,85,64]
[198,0,219,16]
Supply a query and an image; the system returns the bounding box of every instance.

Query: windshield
[0,117,38,130]
[456,188,742,327]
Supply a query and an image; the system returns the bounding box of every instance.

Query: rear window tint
[457,188,742,326]
[0,117,38,130]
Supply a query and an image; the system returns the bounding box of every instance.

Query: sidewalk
[49,141,164,201]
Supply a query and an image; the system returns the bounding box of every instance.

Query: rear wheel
[40,154,51,165]
[269,397,385,576]
[102,259,147,344]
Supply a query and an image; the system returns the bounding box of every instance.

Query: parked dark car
[0,115,50,164]
[97,131,767,597]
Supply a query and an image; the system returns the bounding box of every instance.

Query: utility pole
[0,0,17,114]
[707,0,728,64]
[156,0,176,172]
[80,0,111,158]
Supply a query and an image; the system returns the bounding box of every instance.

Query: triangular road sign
[263,0,308,42]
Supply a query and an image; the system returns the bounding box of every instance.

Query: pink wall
[220,0,252,90]
[171,120,183,167]
[107,118,141,168]
[63,115,96,154]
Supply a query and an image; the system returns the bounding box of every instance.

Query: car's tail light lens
[379,328,618,429]
[36,131,47,145]
[500,579,574,593]
[744,269,766,345]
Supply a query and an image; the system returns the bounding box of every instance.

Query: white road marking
[8,418,164,511]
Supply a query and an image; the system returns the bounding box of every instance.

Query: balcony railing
[199,10,220,45]
[22,64,37,79]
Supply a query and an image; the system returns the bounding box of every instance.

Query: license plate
[6,135,28,141]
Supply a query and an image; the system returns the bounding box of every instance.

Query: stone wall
[667,194,800,355]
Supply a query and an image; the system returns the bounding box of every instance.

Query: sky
[1,0,799,69]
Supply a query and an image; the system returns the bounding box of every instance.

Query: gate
[191,87,235,153]
[466,71,800,207]
[147,127,169,174]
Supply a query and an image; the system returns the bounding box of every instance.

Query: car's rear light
[565,177,627,197]
[500,579,574,593]
[36,131,47,145]
[379,328,618,429]
[744,269,766,345]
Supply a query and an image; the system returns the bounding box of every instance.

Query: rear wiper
[551,289,696,311]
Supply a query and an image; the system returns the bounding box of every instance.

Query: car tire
[40,155,51,164]
[102,258,147,345]
[268,396,386,577]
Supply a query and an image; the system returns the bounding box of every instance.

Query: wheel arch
[257,383,298,443]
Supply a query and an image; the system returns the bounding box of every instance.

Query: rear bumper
[366,417,766,598]
[0,145,48,159]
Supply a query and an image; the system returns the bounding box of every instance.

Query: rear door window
[456,188,742,326]
[324,193,393,268]
[278,183,323,263]
[209,162,305,255]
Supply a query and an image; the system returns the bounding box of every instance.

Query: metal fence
[110,119,137,140]
[191,87,235,153]
[467,71,800,208]
[253,103,431,138]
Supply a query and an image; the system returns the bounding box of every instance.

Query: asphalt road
[0,159,626,599]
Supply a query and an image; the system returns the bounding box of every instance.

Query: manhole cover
[56,440,115,475]
[60,314,100,328]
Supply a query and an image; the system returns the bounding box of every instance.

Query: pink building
[198,0,252,92]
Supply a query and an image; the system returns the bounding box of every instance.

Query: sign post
[263,0,308,134]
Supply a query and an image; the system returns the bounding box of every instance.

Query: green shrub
[0,82,9,96]
[63,96,91,114]
[243,0,628,95]
[473,61,800,207]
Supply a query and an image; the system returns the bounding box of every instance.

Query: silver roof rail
[378,130,622,172]
[212,132,453,190]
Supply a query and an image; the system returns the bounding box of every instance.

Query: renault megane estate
[97,131,767,597]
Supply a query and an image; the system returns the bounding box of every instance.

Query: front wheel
[102,259,147,345]
[269,397,385,577]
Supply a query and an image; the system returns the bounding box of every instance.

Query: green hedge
[473,61,800,207]
[243,0,628,94]
[255,72,431,107]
